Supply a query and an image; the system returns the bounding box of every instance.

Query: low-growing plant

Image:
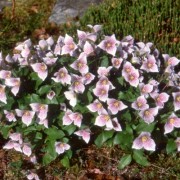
[0,25,179,179]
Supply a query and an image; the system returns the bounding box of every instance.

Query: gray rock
[0,0,11,13]
[49,0,103,25]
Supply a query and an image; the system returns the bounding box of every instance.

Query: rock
[49,0,103,25]
[0,0,11,13]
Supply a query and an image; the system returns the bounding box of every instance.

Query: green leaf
[100,56,109,67]
[62,125,76,136]
[133,150,149,166]
[38,85,51,95]
[61,156,70,168]
[45,126,65,141]
[166,139,177,154]
[135,121,156,133]
[42,153,57,165]
[118,154,132,169]
[95,130,114,147]
[87,91,93,103]
[117,77,124,86]
[35,132,42,140]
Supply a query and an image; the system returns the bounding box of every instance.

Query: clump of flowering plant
[0,25,179,174]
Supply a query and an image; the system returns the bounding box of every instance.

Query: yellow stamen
[147,63,153,68]
[113,101,119,107]
[69,44,75,50]
[176,95,180,102]
[144,110,150,116]
[137,102,142,107]
[129,75,134,80]
[169,118,175,124]
[97,103,102,109]
[106,42,112,48]
[104,115,110,121]
[74,81,80,86]
[141,136,148,142]
[77,62,83,68]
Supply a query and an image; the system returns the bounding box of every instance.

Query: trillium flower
[96,76,115,90]
[131,95,149,111]
[87,99,105,115]
[74,129,91,143]
[140,55,159,72]
[95,109,113,129]
[151,92,169,108]
[82,72,95,85]
[164,113,180,134]
[105,118,122,131]
[47,90,55,100]
[97,66,112,77]
[175,138,180,151]
[60,103,67,111]
[15,109,35,126]
[69,112,83,127]
[0,84,7,103]
[22,144,32,157]
[3,140,22,152]
[4,110,16,122]
[93,85,109,102]
[61,34,77,56]
[43,52,57,65]
[139,107,158,124]
[64,90,77,107]
[52,67,71,85]
[31,62,48,81]
[87,24,102,33]
[107,98,127,114]
[55,142,70,154]
[0,70,11,79]
[139,83,153,96]
[62,109,73,126]
[27,172,39,180]
[172,92,180,111]
[9,133,23,144]
[123,69,140,87]
[38,118,48,128]
[122,61,135,76]
[30,103,48,120]
[83,41,94,55]
[77,29,97,43]
[5,78,20,96]
[39,39,48,50]
[71,74,85,94]
[111,58,123,69]
[132,132,156,151]
[98,34,118,56]
[70,53,89,74]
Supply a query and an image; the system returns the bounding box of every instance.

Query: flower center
[141,136,148,142]
[97,103,102,109]
[39,104,45,110]
[24,111,30,116]
[106,42,112,48]
[100,89,106,95]
[59,143,64,148]
[104,115,110,121]
[74,81,80,86]
[77,62,83,68]
[176,95,180,102]
[169,118,175,124]
[101,79,108,85]
[129,75,134,80]
[40,63,46,71]
[137,102,142,107]
[115,60,120,66]
[6,72,11,78]
[69,43,75,50]
[85,73,91,79]
[144,110,150,116]
[147,62,153,68]
[60,72,65,78]
[113,101,119,107]
[0,86,4,93]
[125,67,131,73]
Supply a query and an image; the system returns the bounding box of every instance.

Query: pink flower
[52,67,71,85]
[151,92,169,108]
[82,72,95,85]
[111,58,123,69]
[132,132,156,151]
[93,85,109,102]
[74,129,91,143]
[47,90,55,100]
[107,98,127,114]
[31,63,48,81]
[38,118,48,128]
[96,76,115,90]
[55,142,70,154]
[139,107,158,124]
[105,118,122,131]
[69,112,83,127]
[70,53,89,74]
[71,75,85,94]
[77,29,97,42]
[0,70,11,79]
[95,109,113,129]
[3,140,22,152]
[123,69,140,87]
[61,34,77,56]
[131,95,149,111]
[9,133,22,144]
[38,39,48,50]
[0,84,7,103]
[27,172,39,180]
[97,66,112,77]
[172,92,180,111]
[87,99,105,115]
[5,78,20,96]
[64,90,77,107]
[83,41,94,55]
[22,144,32,157]
[175,138,180,151]
[43,52,57,65]
[98,34,118,56]
[140,55,158,72]
[4,110,16,122]
[122,62,135,76]
[62,109,73,126]
[139,83,153,96]
[164,113,180,134]
[30,103,48,120]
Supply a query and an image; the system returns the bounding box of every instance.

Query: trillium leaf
[166,139,177,154]
[135,121,156,133]
[118,154,132,169]
[45,127,65,141]
[38,85,51,95]
[133,150,149,166]
[61,156,70,168]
